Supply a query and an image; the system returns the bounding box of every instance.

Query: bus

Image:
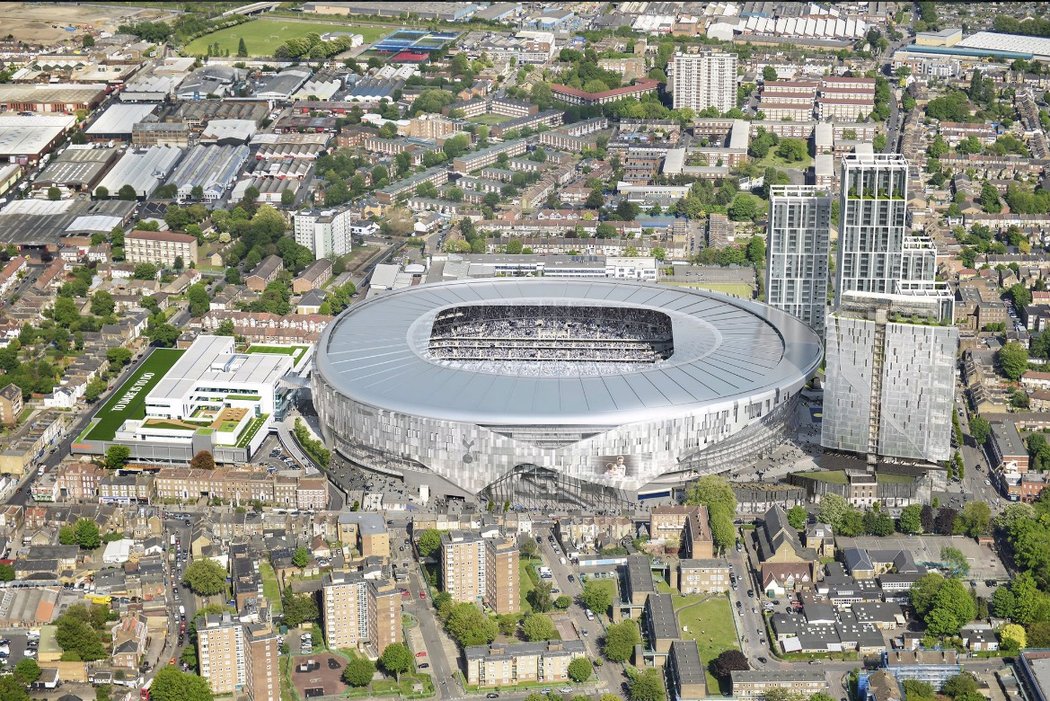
[141,678,153,700]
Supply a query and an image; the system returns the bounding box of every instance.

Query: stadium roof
[317,279,822,424]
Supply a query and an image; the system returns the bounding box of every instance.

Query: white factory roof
[0,114,75,156]
[150,335,293,401]
[97,146,184,198]
[201,119,258,143]
[85,103,158,136]
[957,31,1050,59]
[165,144,249,196]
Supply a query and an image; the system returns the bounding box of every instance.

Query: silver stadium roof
[316,279,823,425]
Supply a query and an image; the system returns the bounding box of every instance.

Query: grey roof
[645,592,679,640]
[842,546,875,573]
[669,639,706,685]
[317,279,823,424]
[625,554,656,597]
[84,103,157,136]
[465,639,585,661]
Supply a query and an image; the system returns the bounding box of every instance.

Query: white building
[766,185,831,335]
[669,50,738,114]
[822,290,958,463]
[293,207,354,259]
[836,153,910,305]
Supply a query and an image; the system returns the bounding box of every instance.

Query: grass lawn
[247,344,309,362]
[468,113,513,125]
[793,469,848,484]
[755,149,813,170]
[184,18,392,57]
[235,414,268,448]
[260,562,282,615]
[520,557,539,612]
[675,282,755,299]
[82,349,185,442]
[676,596,739,692]
[877,472,916,484]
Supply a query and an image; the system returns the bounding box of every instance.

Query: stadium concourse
[312,279,822,508]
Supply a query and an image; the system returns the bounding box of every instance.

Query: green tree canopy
[522,613,559,641]
[568,656,593,683]
[603,619,640,662]
[581,580,613,616]
[343,657,376,687]
[182,559,227,596]
[417,528,443,558]
[999,341,1029,381]
[380,643,413,679]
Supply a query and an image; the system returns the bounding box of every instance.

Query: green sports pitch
[81,349,185,442]
[183,18,392,57]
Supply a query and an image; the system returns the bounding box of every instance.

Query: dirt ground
[0,3,177,44]
[291,653,347,699]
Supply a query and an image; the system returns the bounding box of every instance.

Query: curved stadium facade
[313,279,822,505]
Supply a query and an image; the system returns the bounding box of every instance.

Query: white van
[585,609,595,621]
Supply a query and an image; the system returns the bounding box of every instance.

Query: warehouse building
[0,115,76,164]
[164,144,250,201]
[96,146,185,200]
[84,103,158,141]
[34,146,119,195]
[0,83,107,113]
[0,198,135,246]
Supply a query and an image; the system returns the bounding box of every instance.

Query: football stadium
[313,279,822,506]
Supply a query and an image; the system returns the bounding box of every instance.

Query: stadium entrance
[483,463,633,511]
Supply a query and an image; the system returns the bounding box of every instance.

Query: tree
[581,580,613,616]
[182,559,227,596]
[970,415,991,445]
[55,605,108,661]
[237,36,248,57]
[0,678,29,701]
[958,502,991,538]
[1000,623,1027,651]
[343,656,375,687]
[817,494,849,530]
[554,594,571,609]
[934,507,959,536]
[585,187,604,210]
[94,185,108,199]
[864,508,895,537]
[785,503,806,530]
[380,643,413,680]
[941,546,970,576]
[603,619,640,662]
[117,184,138,201]
[0,563,14,581]
[992,586,1017,619]
[73,518,101,549]
[999,341,1029,381]
[85,377,107,403]
[762,65,778,82]
[568,656,593,683]
[927,577,977,637]
[628,668,665,701]
[685,475,737,513]
[133,263,158,280]
[146,321,180,347]
[899,504,923,534]
[47,186,62,201]
[189,450,215,471]
[417,528,442,558]
[282,591,319,628]
[911,573,945,618]
[1010,283,1033,311]
[529,580,554,613]
[292,546,310,569]
[187,283,210,317]
[444,603,498,647]
[710,649,750,679]
[191,185,204,200]
[729,193,761,221]
[775,138,809,163]
[709,502,736,553]
[105,445,130,470]
[522,613,558,641]
[13,658,40,686]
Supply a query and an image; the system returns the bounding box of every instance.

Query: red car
[419,590,426,600]
[416,651,427,658]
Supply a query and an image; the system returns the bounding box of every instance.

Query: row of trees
[815,493,990,539]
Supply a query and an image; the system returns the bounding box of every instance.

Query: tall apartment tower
[441,531,520,614]
[485,537,520,615]
[765,185,831,334]
[822,290,958,463]
[835,153,910,305]
[197,614,246,696]
[669,50,738,114]
[245,624,280,701]
[322,572,403,657]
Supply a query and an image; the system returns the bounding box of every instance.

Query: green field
[793,469,848,484]
[184,18,392,57]
[247,344,309,362]
[675,595,739,692]
[260,562,283,615]
[82,349,185,442]
[519,557,539,613]
[468,113,513,125]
